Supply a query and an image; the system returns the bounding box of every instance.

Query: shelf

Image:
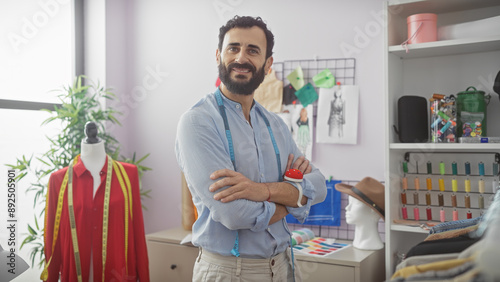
[387,0,500,17]
[389,143,500,151]
[389,36,500,59]
[390,224,429,234]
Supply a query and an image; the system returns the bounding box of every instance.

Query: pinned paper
[294,83,318,107]
[313,69,335,88]
[286,66,305,90]
[254,69,283,113]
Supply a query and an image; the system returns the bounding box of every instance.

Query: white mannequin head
[345,195,384,250]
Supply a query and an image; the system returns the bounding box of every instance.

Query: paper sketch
[316,85,359,144]
[279,104,314,160]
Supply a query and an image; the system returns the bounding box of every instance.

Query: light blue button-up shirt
[175,88,327,258]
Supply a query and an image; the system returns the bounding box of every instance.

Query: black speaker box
[395,96,429,143]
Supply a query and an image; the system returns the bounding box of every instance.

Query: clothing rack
[475,187,500,279]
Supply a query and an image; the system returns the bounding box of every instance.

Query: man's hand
[286,154,312,175]
[209,169,268,203]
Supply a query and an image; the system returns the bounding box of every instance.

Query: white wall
[107,0,387,233]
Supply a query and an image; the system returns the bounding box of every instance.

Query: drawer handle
[170,264,177,270]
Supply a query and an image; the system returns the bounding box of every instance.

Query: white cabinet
[383,0,500,279]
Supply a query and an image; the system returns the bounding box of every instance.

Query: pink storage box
[407,13,438,44]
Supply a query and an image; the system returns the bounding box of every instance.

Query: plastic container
[407,13,437,44]
[456,86,490,138]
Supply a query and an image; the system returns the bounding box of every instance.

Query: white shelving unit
[383,0,500,279]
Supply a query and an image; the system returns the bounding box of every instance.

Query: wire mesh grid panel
[283,58,356,88]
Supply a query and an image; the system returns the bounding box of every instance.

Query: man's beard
[218,61,266,95]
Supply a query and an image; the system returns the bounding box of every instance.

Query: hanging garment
[43,156,149,282]
[254,69,284,113]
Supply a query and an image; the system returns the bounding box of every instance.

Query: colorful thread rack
[399,152,500,223]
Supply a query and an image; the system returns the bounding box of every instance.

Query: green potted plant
[7,75,151,267]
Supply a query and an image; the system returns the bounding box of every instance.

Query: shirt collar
[73,154,109,177]
[215,87,257,111]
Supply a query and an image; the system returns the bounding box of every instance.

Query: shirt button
[94,226,97,230]
[267,228,271,232]
[236,105,240,109]
[271,259,275,266]
[100,171,104,175]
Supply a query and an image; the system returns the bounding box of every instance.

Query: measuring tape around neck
[41,155,133,282]
[214,90,283,257]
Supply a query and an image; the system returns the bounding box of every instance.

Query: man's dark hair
[218,16,274,59]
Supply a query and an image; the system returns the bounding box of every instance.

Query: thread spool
[439,178,445,191]
[438,193,444,206]
[413,192,419,205]
[439,161,445,175]
[427,161,432,174]
[402,177,408,190]
[401,192,407,205]
[452,178,458,193]
[403,161,408,174]
[479,195,484,209]
[453,209,459,221]
[452,161,458,175]
[466,210,472,219]
[426,178,432,191]
[465,179,471,193]
[451,194,457,207]
[413,207,420,221]
[493,162,499,175]
[426,193,431,206]
[426,207,432,220]
[478,179,485,194]
[465,195,471,209]
[440,209,446,222]
[478,162,485,176]
[414,177,420,190]
[465,162,471,175]
[402,206,408,219]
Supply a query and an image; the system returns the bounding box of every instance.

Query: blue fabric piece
[429,215,483,234]
[286,179,341,226]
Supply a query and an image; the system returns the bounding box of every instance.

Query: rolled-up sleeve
[286,164,327,223]
[175,108,274,232]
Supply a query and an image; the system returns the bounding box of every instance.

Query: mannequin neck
[80,140,106,176]
[352,218,383,250]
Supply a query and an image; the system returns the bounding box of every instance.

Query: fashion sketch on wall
[278,104,314,161]
[316,85,359,144]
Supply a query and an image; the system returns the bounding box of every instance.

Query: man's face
[217,26,273,95]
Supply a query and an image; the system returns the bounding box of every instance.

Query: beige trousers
[192,248,302,282]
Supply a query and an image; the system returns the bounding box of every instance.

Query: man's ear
[264,56,274,74]
[216,49,221,66]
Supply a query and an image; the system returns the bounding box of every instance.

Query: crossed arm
[209,154,312,225]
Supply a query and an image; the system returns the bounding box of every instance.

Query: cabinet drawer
[297,259,355,282]
[147,241,198,282]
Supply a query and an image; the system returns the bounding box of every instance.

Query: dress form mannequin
[80,122,106,197]
[345,195,384,250]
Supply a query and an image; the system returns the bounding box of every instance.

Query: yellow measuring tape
[41,155,133,282]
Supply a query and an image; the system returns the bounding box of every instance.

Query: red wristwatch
[285,169,304,207]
